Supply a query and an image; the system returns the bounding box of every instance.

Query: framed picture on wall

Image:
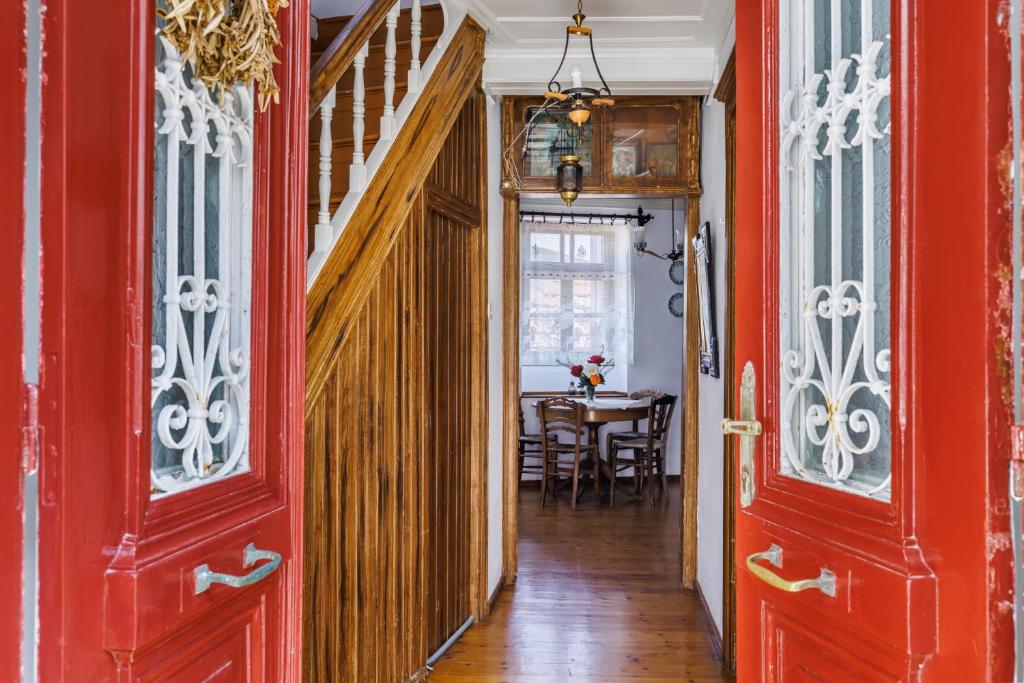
[692,222,720,378]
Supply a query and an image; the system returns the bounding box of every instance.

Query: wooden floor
[429,484,734,682]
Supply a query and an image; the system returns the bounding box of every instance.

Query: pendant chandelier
[501,0,615,207]
[545,1,616,128]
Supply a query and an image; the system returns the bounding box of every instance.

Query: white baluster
[350,42,369,193]
[380,2,400,141]
[408,0,422,94]
[315,85,337,253]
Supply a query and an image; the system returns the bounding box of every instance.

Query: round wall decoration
[669,259,686,285]
[668,292,686,318]
[159,0,289,111]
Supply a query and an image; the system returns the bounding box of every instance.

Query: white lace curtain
[520,219,634,367]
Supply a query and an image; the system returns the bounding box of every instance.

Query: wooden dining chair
[603,390,664,470]
[538,397,599,510]
[518,399,556,483]
[608,394,677,507]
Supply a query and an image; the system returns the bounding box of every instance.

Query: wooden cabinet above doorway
[502,95,702,197]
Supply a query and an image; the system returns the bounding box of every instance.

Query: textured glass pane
[523,107,593,177]
[529,232,562,262]
[520,221,633,366]
[610,106,679,178]
[778,0,892,500]
[151,24,254,496]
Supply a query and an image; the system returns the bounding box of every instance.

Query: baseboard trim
[487,573,506,616]
[694,578,724,666]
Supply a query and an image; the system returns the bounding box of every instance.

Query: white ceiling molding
[483,45,717,96]
[468,0,735,95]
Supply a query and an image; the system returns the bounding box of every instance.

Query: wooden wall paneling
[304,67,486,680]
[303,89,487,679]
[306,18,486,397]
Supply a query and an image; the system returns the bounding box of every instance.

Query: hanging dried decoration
[159,0,289,111]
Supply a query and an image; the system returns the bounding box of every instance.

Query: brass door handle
[722,419,762,436]
[746,544,836,598]
[723,363,761,507]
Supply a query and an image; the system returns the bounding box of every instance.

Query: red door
[35,2,307,680]
[1,0,27,679]
[732,0,1012,679]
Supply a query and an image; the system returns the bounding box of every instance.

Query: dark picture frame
[692,221,720,377]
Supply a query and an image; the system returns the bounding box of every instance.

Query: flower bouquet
[558,353,615,403]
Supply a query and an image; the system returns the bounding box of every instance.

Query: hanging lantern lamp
[557,155,583,206]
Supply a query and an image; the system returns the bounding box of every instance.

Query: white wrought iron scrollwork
[778,0,892,499]
[151,35,253,496]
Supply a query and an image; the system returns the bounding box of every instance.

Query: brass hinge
[21,383,39,475]
[1012,424,1024,501]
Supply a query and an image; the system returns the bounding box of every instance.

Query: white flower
[583,363,600,376]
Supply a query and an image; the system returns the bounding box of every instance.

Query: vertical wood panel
[304,90,487,682]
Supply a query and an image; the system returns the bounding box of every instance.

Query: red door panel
[36,1,307,679]
[133,595,267,682]
[764,608,900,682]
[733,0,1013,678]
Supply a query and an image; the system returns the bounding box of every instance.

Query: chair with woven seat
[518,399,556,483]
[538,397,600,510]
[608,394,677,507]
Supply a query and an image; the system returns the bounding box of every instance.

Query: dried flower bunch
[160,0,289,111]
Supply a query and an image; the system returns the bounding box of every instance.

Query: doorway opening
[435,194,736,680]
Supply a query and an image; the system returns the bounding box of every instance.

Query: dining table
[532,396,651,490]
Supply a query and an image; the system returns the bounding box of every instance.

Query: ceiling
[308,0,735,95]
[473,0,734,95]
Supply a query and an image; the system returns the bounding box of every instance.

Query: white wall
[485,96,504,597]
[695,26,735,636]
[518,199,686,476]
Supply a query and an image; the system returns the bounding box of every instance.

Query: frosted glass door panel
[778,0,892,499]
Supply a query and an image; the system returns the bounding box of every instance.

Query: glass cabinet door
[521,105,595,180]
[609,105,680,182]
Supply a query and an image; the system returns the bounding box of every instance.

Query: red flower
[570,364,584,378]
[588,355,605,364]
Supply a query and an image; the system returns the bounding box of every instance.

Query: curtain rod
[519,206,654,227]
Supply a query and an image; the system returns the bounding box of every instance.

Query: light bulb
[570,64,584,89]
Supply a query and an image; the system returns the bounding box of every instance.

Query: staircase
[306,0,466,285]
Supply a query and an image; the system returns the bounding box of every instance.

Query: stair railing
[307,0,466,288]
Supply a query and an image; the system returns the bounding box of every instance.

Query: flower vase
[584,384,596,403]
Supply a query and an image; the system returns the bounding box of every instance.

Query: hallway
[429,487,734,682]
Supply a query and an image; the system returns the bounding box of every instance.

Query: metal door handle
[746,544,836,598]
[722,362,762,507]
[722,419,762,436]
[194,543,282,594]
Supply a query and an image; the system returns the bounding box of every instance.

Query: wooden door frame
[498,96,703,584]
[713,49,737,673]
[501,189,702,584]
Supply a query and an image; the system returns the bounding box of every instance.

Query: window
[777,0,892,499]
[150,30,254,496]
[520,220,633,367]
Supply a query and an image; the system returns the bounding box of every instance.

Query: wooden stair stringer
[305,17,486,403]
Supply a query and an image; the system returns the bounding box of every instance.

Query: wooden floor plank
[429,487,735,682]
